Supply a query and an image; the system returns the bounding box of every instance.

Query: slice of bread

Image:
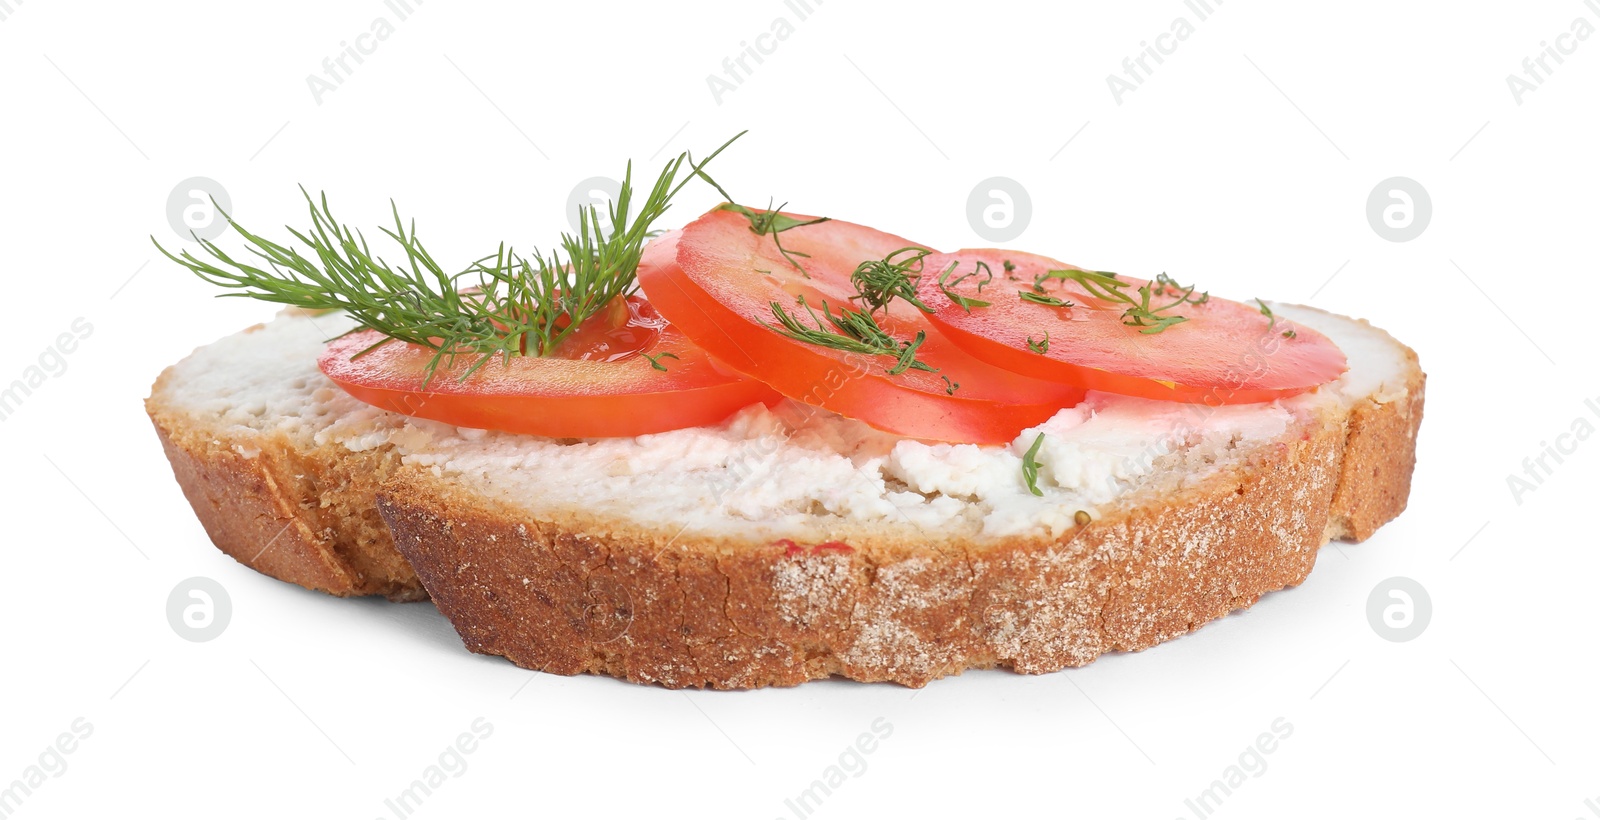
[146,303,1423,687]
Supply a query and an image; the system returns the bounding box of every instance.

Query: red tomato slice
[637,211,1084,444]
[916,250,1348,404]
[318,296,780,438]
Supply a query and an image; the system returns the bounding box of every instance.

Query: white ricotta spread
[164,303,1408,541]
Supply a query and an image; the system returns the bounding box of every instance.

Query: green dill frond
[154,134,746,386]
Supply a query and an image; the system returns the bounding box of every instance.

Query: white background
[2,0,1597,817]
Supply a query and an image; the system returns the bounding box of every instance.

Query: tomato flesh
[548,293,666,361]
[318,297,780,438]
[638,211,1084,444]
[917,250,1348,404]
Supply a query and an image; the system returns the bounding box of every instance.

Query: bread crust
[147,362,426,601]
[376,416,1353,687]
[1326,340,1426,541]
[147,312,1425,687]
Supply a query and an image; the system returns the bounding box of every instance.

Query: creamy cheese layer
[164,304,1409,541]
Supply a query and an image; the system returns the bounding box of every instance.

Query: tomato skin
[639,213,1085,444]
[918,250,1348,404]
[318,298,780,438]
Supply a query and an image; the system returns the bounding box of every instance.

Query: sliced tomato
[318,296,780,438]
[637,211,1084,444]
[916,250,1348,404]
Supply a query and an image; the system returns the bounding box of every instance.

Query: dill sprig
[1022,432,1046,496]
[1034,269,1208,334]
[767,294,937,376]
[1026,331,1050,354]
[1018,290,1072,308]
[851,246,934,314]
[1019,269,1073,308]
[689,169,830,276]
[937,260,994,313]
[154,134,744,385]
[762,247,963,390]
[642,351,680,371]
[720,202,829,275]
[1255,299,1297,339]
